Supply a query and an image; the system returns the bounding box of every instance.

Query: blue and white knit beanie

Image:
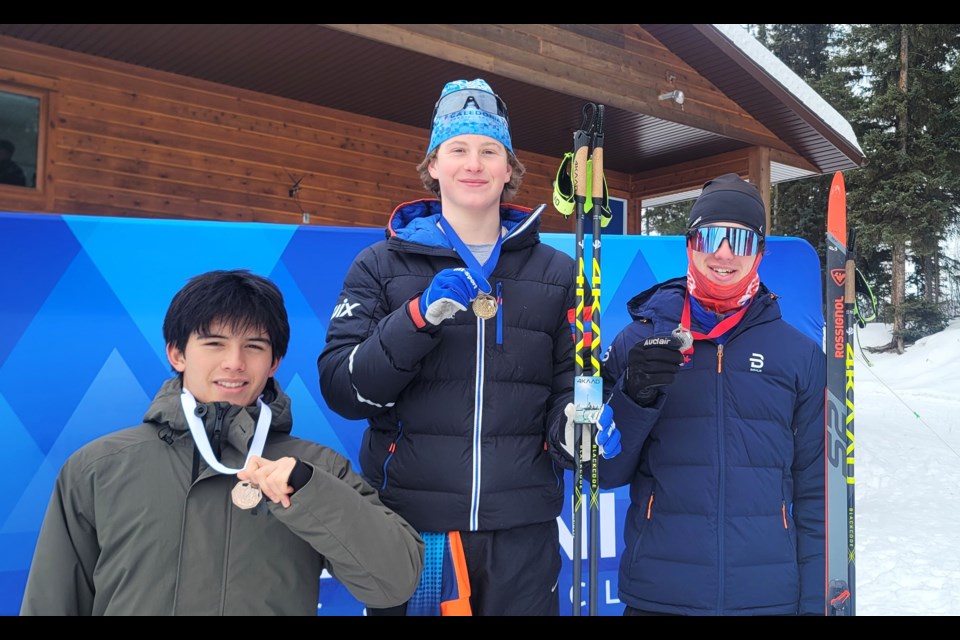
[426,79,513,157]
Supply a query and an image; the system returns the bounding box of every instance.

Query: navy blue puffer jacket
[319,199,576,533]
[599,277,826,616]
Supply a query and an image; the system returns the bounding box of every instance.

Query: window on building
[0,89,41,189]
[606,196,628,235]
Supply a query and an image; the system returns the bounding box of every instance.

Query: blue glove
[595,404,620,459]
[419,268,491,325]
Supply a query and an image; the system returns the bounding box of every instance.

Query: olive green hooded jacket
[20,377,423,615]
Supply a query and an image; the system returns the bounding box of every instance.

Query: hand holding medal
[419,267,493,324]
[180,389,284,511]
[433,214,505,322]
[236,455,297,509]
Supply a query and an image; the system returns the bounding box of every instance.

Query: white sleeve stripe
[347,344,395,409]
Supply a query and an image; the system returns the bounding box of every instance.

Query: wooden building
[0,24,864,234]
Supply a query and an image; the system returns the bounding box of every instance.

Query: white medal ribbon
[180,388,272,475]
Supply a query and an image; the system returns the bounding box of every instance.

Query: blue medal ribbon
[437,215,502,279]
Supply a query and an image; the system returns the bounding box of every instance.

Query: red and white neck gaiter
[685,247,763,314]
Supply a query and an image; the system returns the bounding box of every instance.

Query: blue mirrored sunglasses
[432,88,509,123]
[687,225,762,257]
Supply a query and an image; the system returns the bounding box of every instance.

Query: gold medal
[472,293,498,320]
[231,481,262,510]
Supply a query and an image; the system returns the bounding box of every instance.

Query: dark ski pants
[368,519,562,616]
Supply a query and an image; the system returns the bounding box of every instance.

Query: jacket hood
[144,376,294,444]
[385,198,542,251]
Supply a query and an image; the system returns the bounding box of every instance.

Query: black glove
[624,335,685,406]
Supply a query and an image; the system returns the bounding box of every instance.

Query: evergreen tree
[646,25,960,349]
[840,24,960,351]
[642,200,690,236]
[753,25,859,267]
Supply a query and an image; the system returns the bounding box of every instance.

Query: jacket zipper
[381,421,404,491]
[190,402,212,483]
[716,342,726,613]
[212,404,227,457]
[496,281,504,345]
[470,319,486,530]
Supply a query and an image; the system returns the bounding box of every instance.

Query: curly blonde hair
[417,148,526,202]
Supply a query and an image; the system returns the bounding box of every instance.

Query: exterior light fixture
[658,89,685,105]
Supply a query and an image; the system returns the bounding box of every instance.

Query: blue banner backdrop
[0,211,823,615]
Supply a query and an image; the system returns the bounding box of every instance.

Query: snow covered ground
[854,319,960,615]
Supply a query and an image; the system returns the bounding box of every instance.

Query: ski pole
[587,104,605,617]
[570,102,595,616]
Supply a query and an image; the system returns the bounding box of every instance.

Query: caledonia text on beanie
[427,79,512,157]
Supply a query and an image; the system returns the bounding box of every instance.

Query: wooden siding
[324,24,790,155]
[0,36,628,233]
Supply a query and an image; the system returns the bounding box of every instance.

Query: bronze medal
[231,481,262,510]
[472,293,498,320]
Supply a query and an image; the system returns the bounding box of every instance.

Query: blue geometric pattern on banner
[0,211,823,616]
[63,215,296,365]
[5,349,153,537]
[0,392,45,530]
[280,226,376,330]
[0,214,81,368]
[0,251,166,455]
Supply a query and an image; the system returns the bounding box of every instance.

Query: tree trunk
[890,26,909,355]
[891,239,907,354]
[932,252,940,302]
[922,253,935,302]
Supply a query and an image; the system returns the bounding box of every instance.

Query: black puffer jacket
[319,199,576,532]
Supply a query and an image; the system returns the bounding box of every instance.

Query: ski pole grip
[591,144,604,201]
[591,106,605,202]
[845,227,857,303]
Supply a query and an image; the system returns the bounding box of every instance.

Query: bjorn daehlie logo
[331,298,360,319]
[749,353,764,373]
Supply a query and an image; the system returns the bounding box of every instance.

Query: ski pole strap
[854,268,878,326]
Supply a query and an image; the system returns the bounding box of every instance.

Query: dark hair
[163,270,289,362]
[0,139,14,155]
